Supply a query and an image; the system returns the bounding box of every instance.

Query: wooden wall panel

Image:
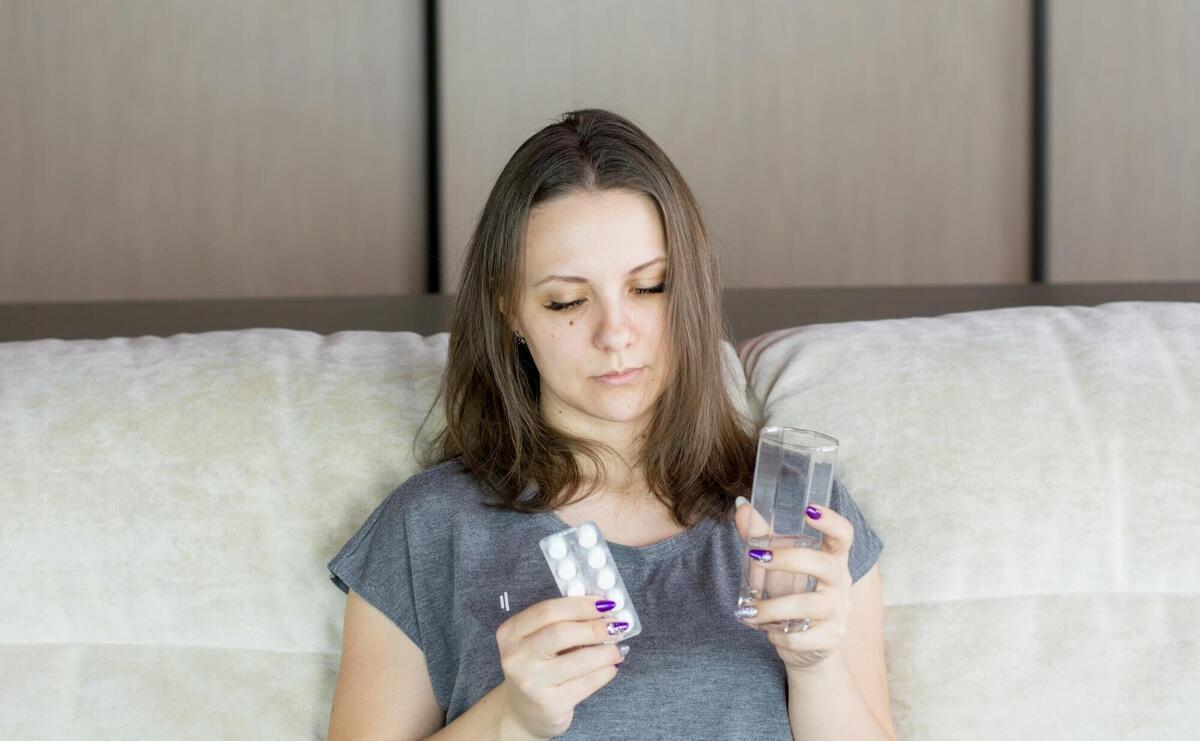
[0,0,427,303]
[1049,0,1200,282]
[439,0,1029,291]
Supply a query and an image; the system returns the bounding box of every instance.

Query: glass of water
[737,426,838,633]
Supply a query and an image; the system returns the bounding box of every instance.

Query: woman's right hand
[495,595,628,740]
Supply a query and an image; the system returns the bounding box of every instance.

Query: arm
[785,564,896,741]
[424,681,544,741]
[786,653,893,741]
[329,589,547,741]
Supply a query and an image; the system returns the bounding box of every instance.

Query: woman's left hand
[733,500,854,673]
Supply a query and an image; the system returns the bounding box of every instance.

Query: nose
[594,295,635,352]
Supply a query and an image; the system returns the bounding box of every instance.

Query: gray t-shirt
[327,457,884,739]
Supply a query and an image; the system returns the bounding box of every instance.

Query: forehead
[523,190,666,274]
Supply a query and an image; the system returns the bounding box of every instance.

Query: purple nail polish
[805,505,822,520]
[607,621,630,635]
[748,548,772,563]
[595,599,616,612]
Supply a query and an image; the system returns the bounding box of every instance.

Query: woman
[327,109,895,740]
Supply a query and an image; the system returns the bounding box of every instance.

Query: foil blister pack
[538,522,641,643]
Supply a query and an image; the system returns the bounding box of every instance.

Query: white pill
[556,559,577,580]
[605,588,626,610]
[547,537,568,559]
[566,579,586,596]
[577,523,599,548]
[586,546,607,568]
[596,567,616,590]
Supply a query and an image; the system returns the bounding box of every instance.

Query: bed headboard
[2,281,1198,343]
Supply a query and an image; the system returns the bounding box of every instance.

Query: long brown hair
[415,108,756,528]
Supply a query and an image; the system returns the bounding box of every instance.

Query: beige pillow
[0,329,749,737]
[737,301,1200,739]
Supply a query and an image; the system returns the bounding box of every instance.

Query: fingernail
[735,495,750,508]
[805,505,822,520]
[748,548,772,562]
[595,599,616,612]
[735,605,758,619]
[606,621,630,635]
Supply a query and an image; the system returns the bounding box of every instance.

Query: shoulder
[377,456,487,521]
[828,476,866,521]
[828,476,880,537]
[397,456,476,497]
[828,476,885,583]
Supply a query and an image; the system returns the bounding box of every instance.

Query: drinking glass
[737,426,838,633]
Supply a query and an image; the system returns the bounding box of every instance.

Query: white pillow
[737,301,1200,739]
[0,328,749,737]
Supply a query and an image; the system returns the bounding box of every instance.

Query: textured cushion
[0,329,749,738]
[737,301,1200,739]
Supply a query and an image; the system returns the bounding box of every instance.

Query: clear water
[736,429,836,633]
[739,533,822,633]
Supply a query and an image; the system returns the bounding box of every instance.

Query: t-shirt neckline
[523,481,719,562]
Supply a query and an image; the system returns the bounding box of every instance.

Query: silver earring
[513,332,526,345]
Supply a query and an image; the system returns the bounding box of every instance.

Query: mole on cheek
[569,321,574,327]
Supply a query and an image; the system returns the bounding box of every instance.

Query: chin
[588,402,654,424]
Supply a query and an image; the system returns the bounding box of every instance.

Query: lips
[594,367,644,384]
[598,368,637,379]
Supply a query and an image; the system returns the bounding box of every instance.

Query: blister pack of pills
[538,522,642,643]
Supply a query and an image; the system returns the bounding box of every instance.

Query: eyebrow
[534,257,666,287]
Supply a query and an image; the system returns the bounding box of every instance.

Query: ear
[497,298,514,333]
[499,299,527,333]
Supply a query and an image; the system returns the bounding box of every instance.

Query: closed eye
[544,282,667,312]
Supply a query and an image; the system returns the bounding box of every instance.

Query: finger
[746,544,839,587]
[500,595,616,645]
[531,612,628,661]
[558,641,630,660]
[765,623,833,655]
[550,658,621,708]
[799,503,854,556]
[735,497,774,542]
[736,590,833,626]
[544,642,625,686]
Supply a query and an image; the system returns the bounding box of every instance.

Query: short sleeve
[327,485,422,650]
[829,477,885,583]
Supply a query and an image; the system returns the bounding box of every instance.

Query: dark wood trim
[721,282,1199,340]
[2,282,1197,344]
[423,0,441,293]
[1031,0,1048,283]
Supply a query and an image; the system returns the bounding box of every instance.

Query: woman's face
[510,188,671,441]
